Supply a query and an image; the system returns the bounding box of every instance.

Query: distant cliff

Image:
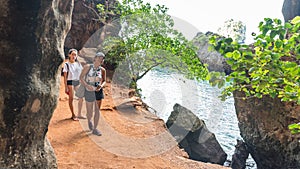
[192,32,232,75]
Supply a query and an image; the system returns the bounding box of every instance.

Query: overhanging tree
[101,0,208,88]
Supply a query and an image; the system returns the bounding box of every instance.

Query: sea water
[137,69,256,168]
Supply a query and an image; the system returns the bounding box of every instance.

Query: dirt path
[47,76,228,169]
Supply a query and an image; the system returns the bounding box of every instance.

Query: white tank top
[63,62,82,81]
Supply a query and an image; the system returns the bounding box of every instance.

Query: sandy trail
[47,76,228,169]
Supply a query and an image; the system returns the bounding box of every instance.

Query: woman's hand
[65,88,69,95]
[86,85,96,92]
[95,85,102,92]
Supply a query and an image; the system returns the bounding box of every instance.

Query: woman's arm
[63,72,68,93]
[79,64,89,87]
[100,67,106,88]
[63,63,68,94]
[80,64,95,91]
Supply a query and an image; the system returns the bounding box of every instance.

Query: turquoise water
[137,69,256,168]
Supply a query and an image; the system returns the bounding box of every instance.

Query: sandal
[77,116,87,119]
[71,116,79,121]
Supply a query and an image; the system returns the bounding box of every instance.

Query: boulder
[234,91,300,169]
[0,0,73,168]
[230,139,249,169]
[166,103,227,165]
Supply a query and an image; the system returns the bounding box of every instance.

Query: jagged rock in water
[233,91,300,169]
[0,0,73,168]
[282,0,300,22]
[166,103,227,165]
[230,139,249,169]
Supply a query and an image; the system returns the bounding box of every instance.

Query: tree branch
[82,2,106,24]
[137,60,165,81]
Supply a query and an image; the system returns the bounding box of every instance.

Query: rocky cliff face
[282,0,300,22]
[231,2,300,169]
[0,0,73,168]
[234,91,300,169]
[64,0,119,52]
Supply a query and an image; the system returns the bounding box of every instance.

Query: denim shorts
[84,88,104,102]
[67,80,80,86]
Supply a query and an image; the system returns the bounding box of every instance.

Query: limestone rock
[233,91,300,169]
[166,103,227,165]
[0,0,73,168]
[230,139,249,169]
[64,0,120,52]
[193,32,232,75]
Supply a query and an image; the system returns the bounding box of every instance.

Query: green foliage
[288,123,300,134]
[92,1,119,23]
[96,4,105,14]
[209,16,300,104]
[102,37,127,70]
[102,0,208,88]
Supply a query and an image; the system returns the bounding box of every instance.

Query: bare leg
[93,100,101,129]
[86,101,94,130]
[91,99,102,136]
[86,101,93,121]
[67,85,77,120]
[77,98,85,118]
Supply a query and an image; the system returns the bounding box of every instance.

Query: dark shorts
[67,80,80,86]
[84,88,104,102]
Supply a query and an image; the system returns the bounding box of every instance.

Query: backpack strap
[65,62,69,78]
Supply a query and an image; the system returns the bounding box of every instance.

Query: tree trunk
[0,0,74,168]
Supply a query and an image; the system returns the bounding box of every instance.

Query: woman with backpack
[62,48,85,121]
